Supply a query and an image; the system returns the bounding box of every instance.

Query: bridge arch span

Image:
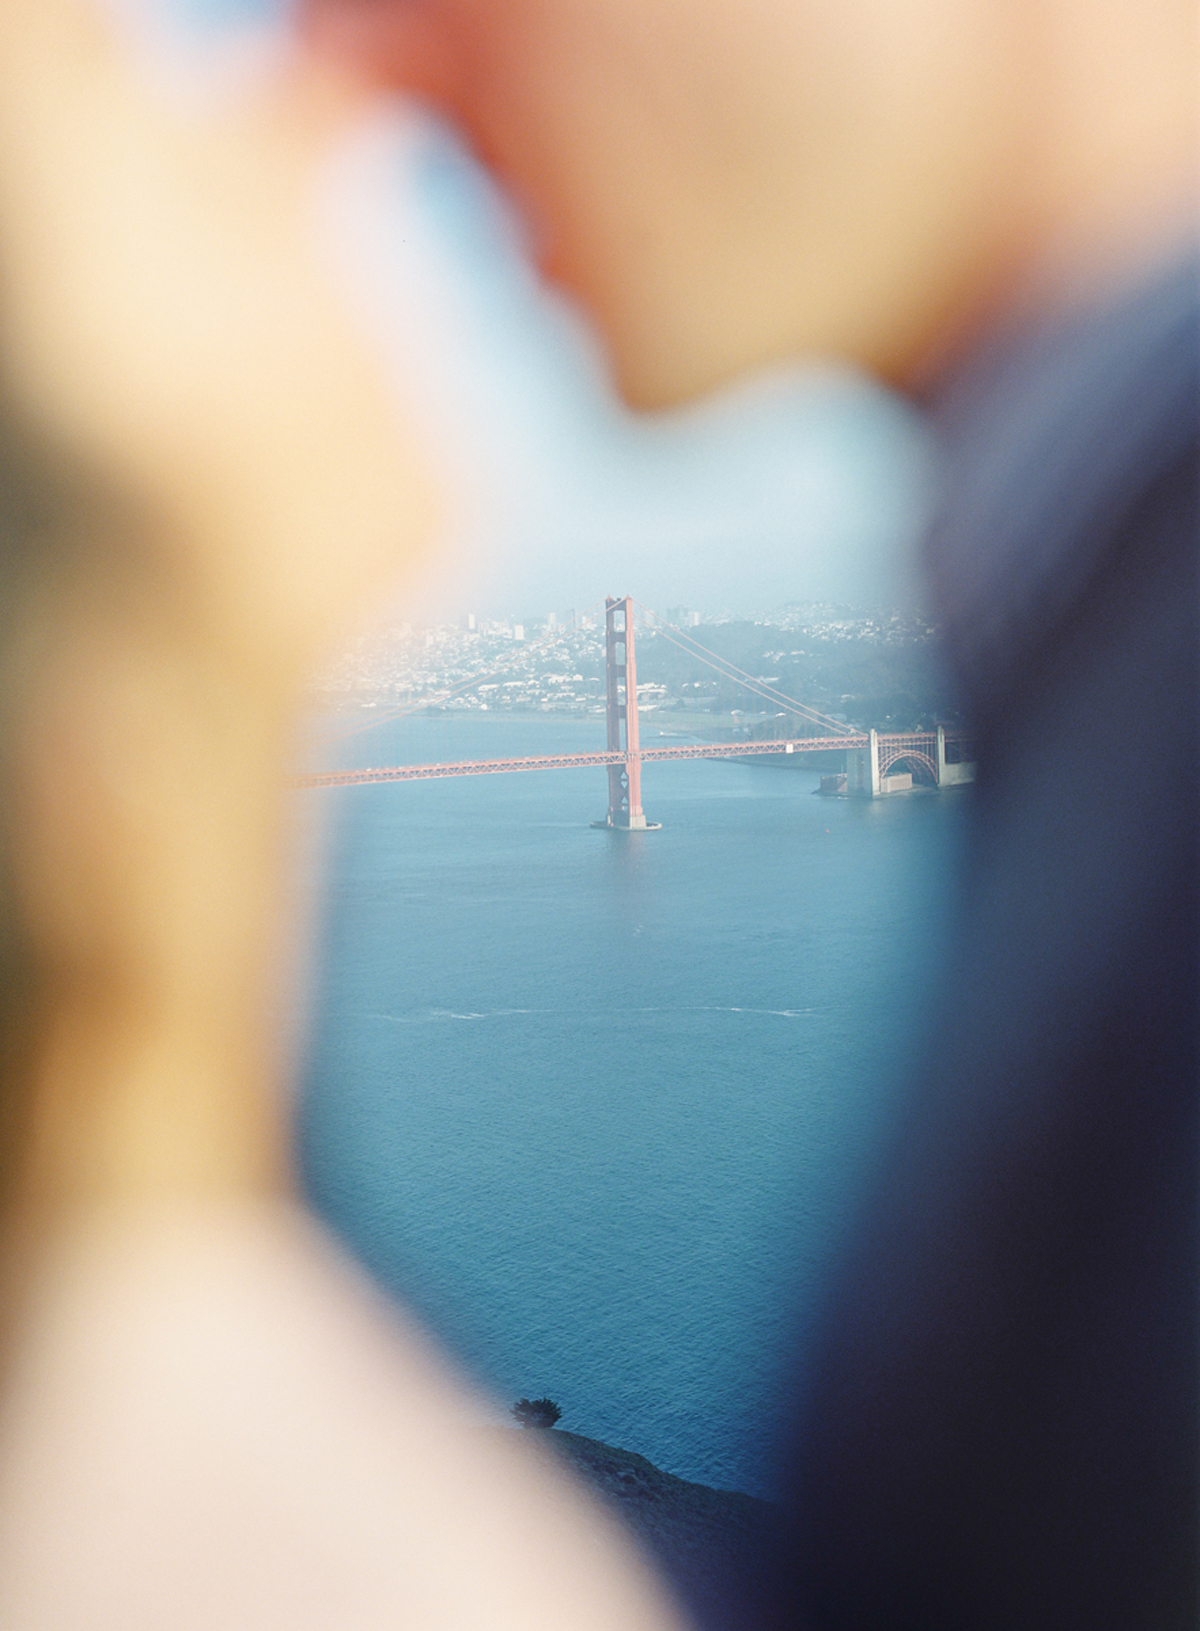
[877,747,938,785]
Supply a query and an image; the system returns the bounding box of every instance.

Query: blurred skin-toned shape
[296,3,1199,1627]
[0,4,688,1626]
[303,0,1198,406]
[0,0,1192,1622]
[301,0,1200,1623]
[0,0,434,1217]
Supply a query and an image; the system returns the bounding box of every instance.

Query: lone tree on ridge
[511,1397,562,1429]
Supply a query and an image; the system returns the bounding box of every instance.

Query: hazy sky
[123,0,937,622]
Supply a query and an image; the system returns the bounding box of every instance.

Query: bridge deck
[298,735,866,788]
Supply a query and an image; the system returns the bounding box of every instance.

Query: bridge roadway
[297,734,862,788]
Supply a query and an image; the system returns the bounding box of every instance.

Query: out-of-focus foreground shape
[0,1202,690,1630]
[0,5,691,1627]
[300,0,1199,406]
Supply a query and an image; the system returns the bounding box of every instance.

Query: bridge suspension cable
[632,600,856,736]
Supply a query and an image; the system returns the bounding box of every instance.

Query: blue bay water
[300,714,966,1497]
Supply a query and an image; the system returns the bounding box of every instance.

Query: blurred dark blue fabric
[776,256,1199,1629]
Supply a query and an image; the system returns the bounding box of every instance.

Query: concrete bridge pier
[936,724,976,787]
[844,729,882,796]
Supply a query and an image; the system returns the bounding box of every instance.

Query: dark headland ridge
[500,1427,780,1629]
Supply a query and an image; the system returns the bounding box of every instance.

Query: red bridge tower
[592,596,660,831]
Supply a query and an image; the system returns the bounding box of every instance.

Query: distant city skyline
[317,600,951,737]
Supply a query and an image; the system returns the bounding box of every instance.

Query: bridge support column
[936,723,977,787]
[592,596,660,830]
[844,739,866,795]
[844,729,882,796]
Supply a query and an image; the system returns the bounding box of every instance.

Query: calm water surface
[300,714,967,1496]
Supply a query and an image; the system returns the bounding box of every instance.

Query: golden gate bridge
[301,597,974,824]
